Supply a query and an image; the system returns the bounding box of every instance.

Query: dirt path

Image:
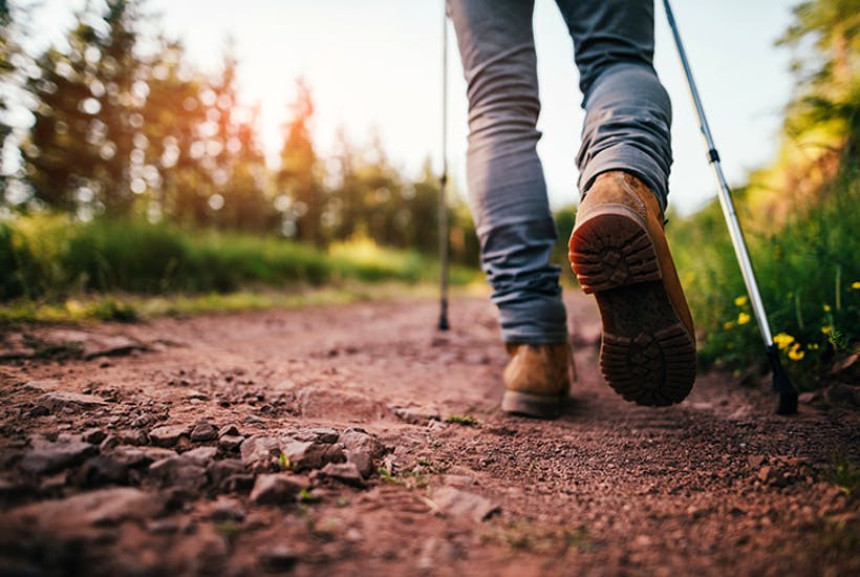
[0,292,857,576]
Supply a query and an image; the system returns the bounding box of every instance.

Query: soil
[0,291,857,577]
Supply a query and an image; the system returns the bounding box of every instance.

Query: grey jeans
[448,0,673,344]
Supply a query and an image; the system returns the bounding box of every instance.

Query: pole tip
[776,391,799,415]
[768,345,799,415]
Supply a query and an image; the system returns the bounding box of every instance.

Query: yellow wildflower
[773,333,794,350]
[810,343,819,350]
[788,343,805,361]
[852,281,860,290]
[734,295,748,307]
[737,312,751,325]
[821,325,832,335]
[723,321,735,331]
[823,304,831,312]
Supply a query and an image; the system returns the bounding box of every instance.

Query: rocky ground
[0,292,857,576]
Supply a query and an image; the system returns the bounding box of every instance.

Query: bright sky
[24,0,797,215]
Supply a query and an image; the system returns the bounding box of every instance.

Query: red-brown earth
[0,291,857,576]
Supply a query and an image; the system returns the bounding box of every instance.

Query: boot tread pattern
[569,216,660,293]
[600,325,695,406]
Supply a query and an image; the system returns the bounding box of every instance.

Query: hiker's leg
[555,0,672,209]
[448,0,567,345]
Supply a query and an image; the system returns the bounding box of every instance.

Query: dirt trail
[0,292,857,576]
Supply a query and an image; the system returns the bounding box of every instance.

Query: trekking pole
[438,2,451,331]
[662,0,798,414]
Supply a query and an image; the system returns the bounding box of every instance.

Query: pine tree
[277,79,325,243]
[141,38,215,226]
[21,0,146,217]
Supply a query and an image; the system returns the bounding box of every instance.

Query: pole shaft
[438,4,450,330]
[663,0,773,348]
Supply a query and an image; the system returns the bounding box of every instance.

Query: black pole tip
[777,391,799,416]
[767,345,799,415]
[437,299,450,331]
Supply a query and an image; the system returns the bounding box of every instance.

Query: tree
[139,38,210,224]
[21,0,147,217]
[201,45,273,232]
[0,0,20,202]
[276,79,325,243]
[778,0,859,158]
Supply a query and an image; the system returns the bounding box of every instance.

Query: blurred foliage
[0,0,480,274]
[0,214,481,304]
[669,0,859,385]
[669,167,859,387]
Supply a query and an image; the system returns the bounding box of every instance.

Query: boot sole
[502,390,564,419]
[569,207,696,407]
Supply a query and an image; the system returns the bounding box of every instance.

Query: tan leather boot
[502,343,572,418]
[568,171,696,407]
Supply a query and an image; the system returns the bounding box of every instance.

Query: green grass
[444,414,479,426]
[0,215,482,321]
[668,163,859,387]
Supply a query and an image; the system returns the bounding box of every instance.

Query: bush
[0,216,480,304]
[64,219,191,293]
[668,166,859,387]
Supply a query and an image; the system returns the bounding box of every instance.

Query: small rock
[258,544,299,573]
[338,428,385,458]
[23,380,60,393]
[293,427,339,444]
[320,462,365,487]
[222,474,256,493]
[219,435,245,452]
[207,459,247,488]
[181,446,218,466]
[345,450,373,478]
[389,404,441,425]
[20,440,99,475]
[240,436,282,470]
[748,455,766,468]
[431,487,499,522]
[218,424,240,438]
[186,389,210,401]
[149,457,207,492]
[190,421,218,443]
[28,405,50,417]
[118,429,148,446]
[149,424,193,448]
[37,391,108,412]
[757,466,773,483]
[249,473,310,505]
[210,496,246,522]
[75,455,130,488]
[282,440,344,472]
[9,487,163,528]
[110,446,178,468]
[100,434,122,452]
[82,428,107,445]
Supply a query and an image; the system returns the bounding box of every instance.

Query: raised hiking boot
[502,343,572,419]
[568,171,696,407]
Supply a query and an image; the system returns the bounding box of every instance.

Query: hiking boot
[502,342,572,419]
[568,171,696,406]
